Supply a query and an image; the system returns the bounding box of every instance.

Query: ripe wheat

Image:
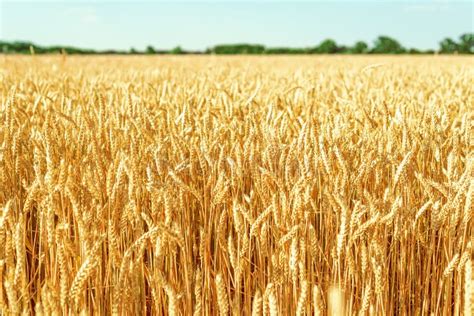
[0,55,472,315]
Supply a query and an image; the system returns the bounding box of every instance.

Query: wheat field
[0,55,473,315]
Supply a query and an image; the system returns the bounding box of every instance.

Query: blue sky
[1,1,472,51]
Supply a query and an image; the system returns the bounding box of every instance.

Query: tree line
[1,34,472,55]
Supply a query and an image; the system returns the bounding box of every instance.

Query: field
[0,55,473,315]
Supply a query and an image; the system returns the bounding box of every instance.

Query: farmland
[0,55,473,315]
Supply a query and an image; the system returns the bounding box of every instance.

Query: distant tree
[371,36,405,54]
[439,38,458,54]
[170,46,184,54]
[458,33,473,53]
[146,45,156,54]
[337,45,350,54]
[0,33,470,55]
[264,47,308,54]
[408,48,422,54]
[312,39,339,54]
[211,44,265,54]
[350,41,369,54]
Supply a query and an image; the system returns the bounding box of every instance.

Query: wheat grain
[296,280,308,316]
[252,289,263,316]
[216,273,229,316]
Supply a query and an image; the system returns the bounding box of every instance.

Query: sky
[1,1,473,51]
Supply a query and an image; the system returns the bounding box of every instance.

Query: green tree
[211,44,265,54]
[458,33,473,53]
[146,45,156,54]
[337,45,350,54]
[408,48,422,54]
[439,38,458,53]
[350,41,369,54]
[170,46,184,54]
[312,39,339,53]
[371,36,405,54]
[264,47,307,54]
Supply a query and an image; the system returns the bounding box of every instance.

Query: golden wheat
[0,55,472,315]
